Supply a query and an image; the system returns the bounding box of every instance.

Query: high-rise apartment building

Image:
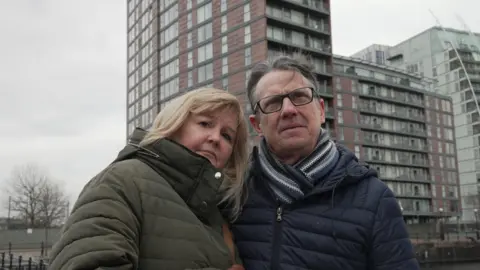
[126,0,334,146]
[333,55,461,224]
[351,44,391,65]
[352,27,480,221]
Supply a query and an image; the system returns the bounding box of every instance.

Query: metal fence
[0,252,47,270]
[2,241,480,269]
[0,242,48,258]
[415,244,480,266]
[409,232,480,244]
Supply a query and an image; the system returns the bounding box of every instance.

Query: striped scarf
[258,128,339,204]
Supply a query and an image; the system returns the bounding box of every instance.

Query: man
[230,54,419,270]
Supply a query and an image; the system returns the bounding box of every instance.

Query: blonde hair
[140,88,248,220]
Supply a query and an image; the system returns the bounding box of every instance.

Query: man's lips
[279,124,304,132]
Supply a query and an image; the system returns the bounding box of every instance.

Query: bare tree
[3,163,69,228]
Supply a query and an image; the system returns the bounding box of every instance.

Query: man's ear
[318,98,325,123]
[249,114,263,135]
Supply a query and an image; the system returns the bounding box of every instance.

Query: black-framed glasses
[253,87,315,114]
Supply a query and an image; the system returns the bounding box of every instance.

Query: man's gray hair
[246,52,320,111]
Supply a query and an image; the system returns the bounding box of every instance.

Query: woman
[48,88,248,270]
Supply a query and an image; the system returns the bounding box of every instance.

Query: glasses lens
[289,87,313,106]
[257,87,314,114]
[259,95,283,113]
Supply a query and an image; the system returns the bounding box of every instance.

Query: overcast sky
[0,0,479,215]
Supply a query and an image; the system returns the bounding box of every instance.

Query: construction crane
[455,14,480,61]
[428,9,480,115]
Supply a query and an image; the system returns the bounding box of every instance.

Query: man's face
[249,70,325,163]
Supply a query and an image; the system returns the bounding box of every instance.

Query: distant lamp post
[474,209,479,240]
[439,208,445,241]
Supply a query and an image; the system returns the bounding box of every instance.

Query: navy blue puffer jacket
[231,144,419,270]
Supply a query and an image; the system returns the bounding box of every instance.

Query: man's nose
[280,97,297,117]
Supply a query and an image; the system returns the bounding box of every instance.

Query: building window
[198,42,213,63]
[221,15,227,33]
[354,146,360,158]
[244,47,251,66]
[338,127,344,140]
[336,94,343,107]
[187,13,192,29]
[221,0,227,12]
[245,70,251,87]
[222,77,228,90]
[222,57,228,75]
[188,71,193,87]
[188,52,193,68]
[197,2,212,24]
[197,22,213,43]
[244,25,251,44]
[187,0,192,10]
[244,3,250,22]
[198,62,213,83]
[187,32,193,48]
[222,36,228,54]
[337,111,343,123]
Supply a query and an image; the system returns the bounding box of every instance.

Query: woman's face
[173,108,238,169]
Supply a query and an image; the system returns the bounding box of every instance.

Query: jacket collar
[116,128,225,222]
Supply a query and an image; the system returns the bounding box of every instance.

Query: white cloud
[0,0,126,214]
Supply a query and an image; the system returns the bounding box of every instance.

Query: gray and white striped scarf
[258,128,339,204]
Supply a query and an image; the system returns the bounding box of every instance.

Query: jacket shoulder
[83,159,160,191]
[352,175,392,214]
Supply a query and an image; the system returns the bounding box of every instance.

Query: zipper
[271,205,284,270]
[276,206,283,221]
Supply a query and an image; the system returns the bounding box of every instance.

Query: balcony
[468,74,480,82]
[363,137,428,153]
[325,110,334,119]
[359,105,425,123]
[317,85,333,97]
[362,154,429,167]
[407,128,427,137]
[381,174,431,184]
[338,66,428,102]
[360,123,427,138]
[266,7,330,38]
[279,0,330,17]
[358,88,424,108]
[267,26,332,57]
[402,209,436,217]
[396,192,433,199]
[460,54,480,63]
[314,64,333,78]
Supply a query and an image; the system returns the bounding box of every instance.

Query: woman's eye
[222,133,232,142]
[199,121,210,127]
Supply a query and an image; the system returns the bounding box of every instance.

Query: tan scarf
[222,223,236,264]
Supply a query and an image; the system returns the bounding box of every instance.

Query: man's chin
[278,136,309,148]
[279,127,309,139]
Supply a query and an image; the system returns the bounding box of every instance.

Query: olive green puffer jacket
[49,128,240,270]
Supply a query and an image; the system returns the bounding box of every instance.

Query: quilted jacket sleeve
[369,187,420,270]
[48,165,143,270]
